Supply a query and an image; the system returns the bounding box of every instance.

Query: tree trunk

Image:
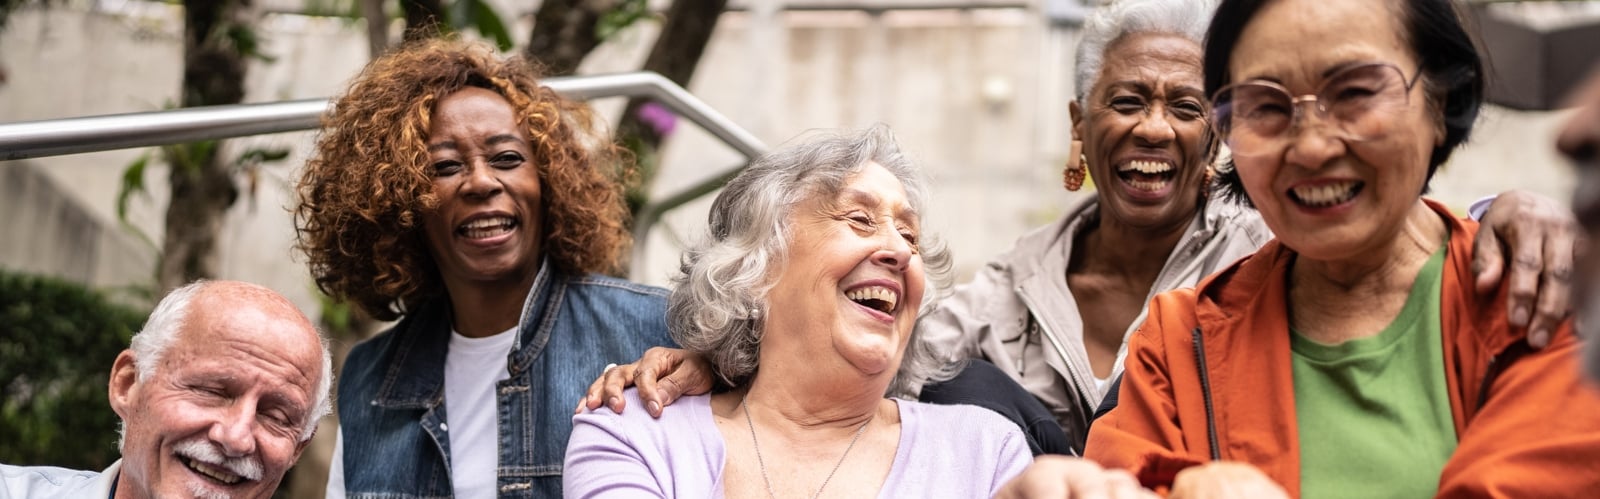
[524,0,620,76]
[360,0,388,58]
[400,0,446,41]
[160,0,249,296]
[616,0,727,214]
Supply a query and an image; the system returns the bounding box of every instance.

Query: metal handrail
[0,71,766,277]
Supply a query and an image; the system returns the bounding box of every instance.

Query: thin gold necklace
[742,398,874,499]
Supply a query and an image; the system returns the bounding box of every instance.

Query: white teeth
[1291,181,1360,207]
[1117,160,1174,174]
[462,216,513,229]
[1117,160,1175,192]
[845,286,899,314]
[1126,177,1172,192]
[187,458,243,485]
[460,216,515,239]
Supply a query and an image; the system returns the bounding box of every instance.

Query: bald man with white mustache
[0,280,332,499]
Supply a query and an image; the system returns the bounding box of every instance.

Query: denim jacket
[335,262,673,498]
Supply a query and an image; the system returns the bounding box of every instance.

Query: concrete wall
[0,161,156,298]
[626,8,1091,285]
[0,4,366,313]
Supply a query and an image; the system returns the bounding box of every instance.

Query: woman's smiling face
[1223,0,1442,261]
[1076,32,1211,233]
[762,162,926,380]
[420,86,544,290]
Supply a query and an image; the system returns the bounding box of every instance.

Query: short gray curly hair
[667,125,954,398]
[1074,0,1216,107]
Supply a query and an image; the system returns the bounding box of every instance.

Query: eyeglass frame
[1207,61,1427,149]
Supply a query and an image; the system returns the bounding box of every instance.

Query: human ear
[108,349,140,419]
[1069,100,1085,142]
[292,428,315,461]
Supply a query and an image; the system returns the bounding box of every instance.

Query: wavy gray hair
[1074,0,1216,107]
[667,125,954,398]
[127,280,333,443]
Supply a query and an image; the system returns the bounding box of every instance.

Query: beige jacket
[917,196,1270,452]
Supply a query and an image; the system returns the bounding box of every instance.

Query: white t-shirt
[324,326,517,498]
[443,326,517,499]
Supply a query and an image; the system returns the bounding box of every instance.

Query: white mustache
[174,437,264,482]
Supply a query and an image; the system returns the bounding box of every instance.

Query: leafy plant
[597,0,651,41]
[447,0,513,51]
[0,270,148,470]
[115,138,290,248]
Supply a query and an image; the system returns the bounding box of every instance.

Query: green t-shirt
[1291,244,1456,499]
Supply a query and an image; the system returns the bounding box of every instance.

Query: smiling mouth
[458,215,517,239]
[1289,181,1363,208]
[181,456,246,486]
[846,285,899,315]
[1116,160,1176,192]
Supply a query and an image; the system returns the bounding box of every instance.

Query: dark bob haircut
[1204,0,1485,206]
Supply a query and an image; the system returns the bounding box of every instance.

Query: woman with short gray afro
[665,124,953,398]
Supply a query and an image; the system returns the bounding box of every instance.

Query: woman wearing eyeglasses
[1079,0,1600,497]
[579,0,1581,462]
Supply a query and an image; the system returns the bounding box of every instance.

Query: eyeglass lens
[1214,64,1412,156]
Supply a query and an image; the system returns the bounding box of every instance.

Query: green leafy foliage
[116,152,151,224]
[115,141,290,246]
[225,22,277,63]
[314,289,355,337]
[597,0,651,41]
[0,270,148,469]
[447,0,513,51]
[301,0,363,19]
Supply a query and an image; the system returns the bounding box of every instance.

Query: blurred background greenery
[0,269,147,471]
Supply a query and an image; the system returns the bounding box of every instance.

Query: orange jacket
[1085,200,1600,497]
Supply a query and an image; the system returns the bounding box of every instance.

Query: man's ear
[291,424,319,462]
[109,349,139,419]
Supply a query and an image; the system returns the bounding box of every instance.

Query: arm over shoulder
[1439,325,1600,497]
[563,393,671,499]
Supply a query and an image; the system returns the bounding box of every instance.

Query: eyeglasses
[1210,62,1423,158]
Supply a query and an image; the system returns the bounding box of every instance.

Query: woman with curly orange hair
[296,38,673,498]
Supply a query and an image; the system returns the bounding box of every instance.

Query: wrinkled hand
[1473,190,1584,348]
[1169,462,1287,499]
[993,456,1157,499]
[575,347,714,418]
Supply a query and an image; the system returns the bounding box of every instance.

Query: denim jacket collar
[372,259,555,409]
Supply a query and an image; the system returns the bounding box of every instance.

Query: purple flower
[636,101,678,137]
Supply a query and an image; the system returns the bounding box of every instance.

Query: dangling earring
[1064,156,1087,191]
[1064,139,1087,192]
[1199,165,1215,201]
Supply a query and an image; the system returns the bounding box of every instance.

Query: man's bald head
[128,280,332,441]
[109,280,332,499]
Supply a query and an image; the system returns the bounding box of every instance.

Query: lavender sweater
[564,389,1032,498]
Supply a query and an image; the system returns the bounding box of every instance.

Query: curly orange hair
[295,38,631,321]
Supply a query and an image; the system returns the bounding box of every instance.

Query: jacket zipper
[1018,291,1092,456]
[1192,327,1222,460]
[1475,341,1532,412]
